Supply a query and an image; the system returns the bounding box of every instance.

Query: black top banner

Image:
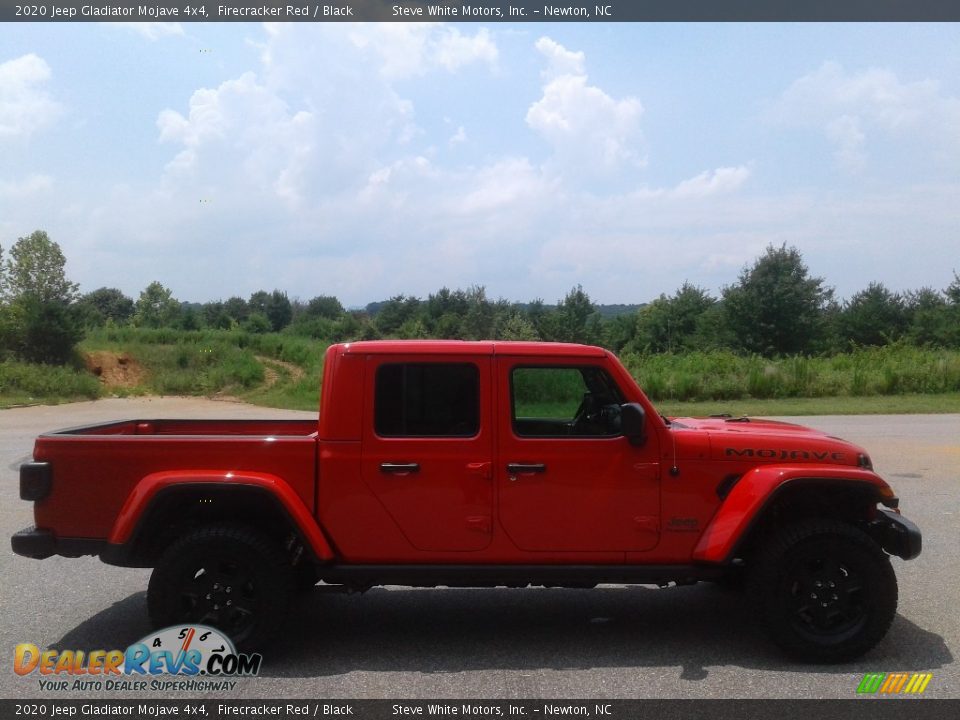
[2,0,960,23]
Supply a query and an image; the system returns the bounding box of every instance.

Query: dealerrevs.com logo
[14,625,262,692]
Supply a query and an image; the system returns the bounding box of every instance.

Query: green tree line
[2,231,959,367]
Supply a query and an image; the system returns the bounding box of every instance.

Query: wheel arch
[102,472,335,567]
[693,465,895,565]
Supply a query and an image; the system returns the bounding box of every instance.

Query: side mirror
[621,403,646,446]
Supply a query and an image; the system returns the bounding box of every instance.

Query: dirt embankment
[83,351,303,393]
[84,351,146,389]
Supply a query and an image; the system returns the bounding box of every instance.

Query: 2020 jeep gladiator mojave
[12,341,921,661]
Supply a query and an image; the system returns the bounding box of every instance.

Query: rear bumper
[870,509,922,560]
[11,526,54,559]
[11,526,105,560]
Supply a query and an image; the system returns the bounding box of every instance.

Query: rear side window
[375,363,480,437]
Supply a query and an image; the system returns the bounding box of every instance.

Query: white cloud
[670,166,751,199]
[825,115,866,172]
[347,24,498,79]
[458,157,551,214]
[589,165,752,202]
[347,23,430,79]
[782,62,934,129]
[0,173,53,198]
[157,72,282,149]
[156,68,377,208]
[153,23,501,217]
[433,27,498,73]
[106,23,185,41]
[156,71,311,198]
[526,37,643,178]
[534,37,585,80]
[0,54,60,138]
[448,125,467,145]
[772,61,960,171]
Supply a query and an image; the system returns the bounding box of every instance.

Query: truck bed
[43,418,318,437]
[31,418,319,541]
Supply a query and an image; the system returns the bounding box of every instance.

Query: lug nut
[205,594,212,600]
[810,593,817,599]
[213,604,219,610]
[226,600,232,606]
[814,581,823,588]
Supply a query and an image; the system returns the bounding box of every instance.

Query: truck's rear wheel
[748,519,897,663]
[147,524,293,649]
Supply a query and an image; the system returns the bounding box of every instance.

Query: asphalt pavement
[1,398,957,699]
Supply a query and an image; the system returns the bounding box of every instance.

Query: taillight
[20,462,52,501]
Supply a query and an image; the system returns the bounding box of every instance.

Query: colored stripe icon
[857,672,933,694]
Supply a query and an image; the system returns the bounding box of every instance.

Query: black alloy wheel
[148,524,293,649]
[748,519,897,662]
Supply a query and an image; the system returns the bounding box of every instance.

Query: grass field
[619,346,960,400]
[0,360,102,407]
[2,330,958,416]
[655,393,960,417]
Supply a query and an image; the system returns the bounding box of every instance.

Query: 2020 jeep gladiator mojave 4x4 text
[13,341,921,661]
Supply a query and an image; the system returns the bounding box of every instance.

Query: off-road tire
[747,519,897,663]
[147,524,293,650]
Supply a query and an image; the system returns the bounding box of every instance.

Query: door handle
[506,463,546,474]
[380,462,420,474]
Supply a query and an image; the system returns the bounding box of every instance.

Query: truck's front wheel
[749,519,897,662]
[147,524,293,649]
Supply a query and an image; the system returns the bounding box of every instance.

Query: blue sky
[1,21,958,306]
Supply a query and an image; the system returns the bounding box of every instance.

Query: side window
[375,363,480,437]
[512,366,624,438]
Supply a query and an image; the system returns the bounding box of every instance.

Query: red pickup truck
[12,341,920,661]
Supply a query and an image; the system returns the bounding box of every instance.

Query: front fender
[692,464,892,564]
[108,470,334,561]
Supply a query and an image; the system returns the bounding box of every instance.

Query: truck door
[496,358,660,552]
[361,355,493,551]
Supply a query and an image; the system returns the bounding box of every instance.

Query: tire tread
[747,518,897,663]
[147,523,293,649]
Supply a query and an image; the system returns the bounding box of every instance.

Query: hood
[670,416,870,468]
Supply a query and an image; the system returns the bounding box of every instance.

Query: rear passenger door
[361,356,493,552]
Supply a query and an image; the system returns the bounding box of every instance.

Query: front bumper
[870,509,922,560]
[11,526,105,560]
